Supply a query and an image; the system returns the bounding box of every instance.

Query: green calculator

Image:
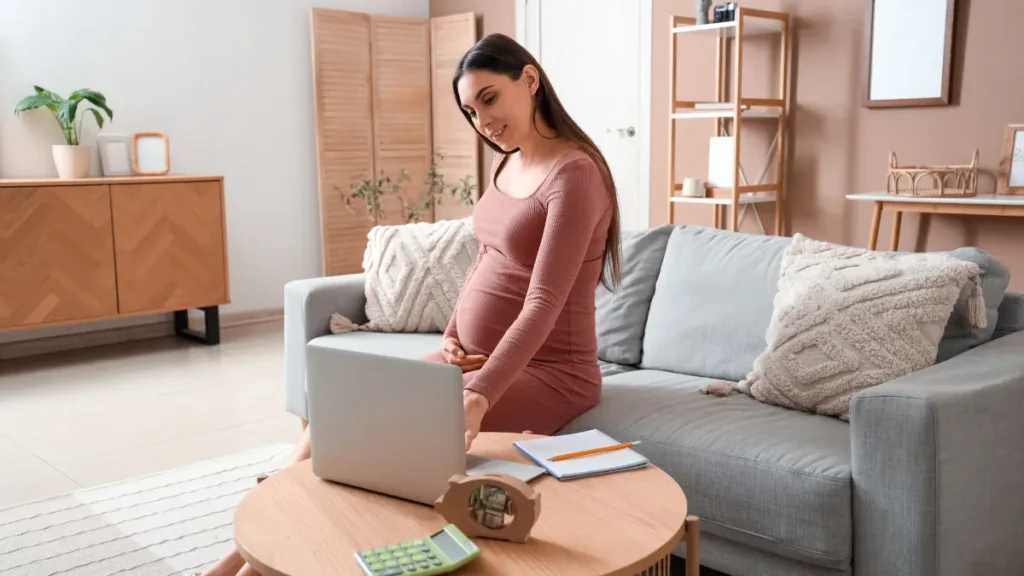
[355,524,480,576]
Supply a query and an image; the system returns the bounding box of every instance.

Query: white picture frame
[97,134,133,176]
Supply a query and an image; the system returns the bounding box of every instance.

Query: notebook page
[515,430,647,479]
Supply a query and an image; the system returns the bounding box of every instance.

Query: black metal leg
[173,306,221,345]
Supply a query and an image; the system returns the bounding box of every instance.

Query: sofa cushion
[561,369,852,570]
[641,227,791,381]
[359,218,479,333]
[596,225,674,365]
[937,248,1011,361]
[726,234,985,420]
[997,292,1024,333]
[641,227,1012,381]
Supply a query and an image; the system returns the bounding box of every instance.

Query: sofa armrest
[850,330,1024,576]
[283,274,367,419]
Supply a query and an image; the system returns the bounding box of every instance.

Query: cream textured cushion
[330,218,480,334]
[702,234,986,420]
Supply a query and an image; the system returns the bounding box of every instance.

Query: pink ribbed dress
[423,150,613,435]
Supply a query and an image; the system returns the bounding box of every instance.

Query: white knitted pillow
[331,218,479,334]
[701,234,986,420]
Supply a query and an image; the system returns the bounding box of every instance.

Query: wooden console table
[0,175,229,344]
[846,192,1024,251]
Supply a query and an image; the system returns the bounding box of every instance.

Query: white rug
[0,444,292,576]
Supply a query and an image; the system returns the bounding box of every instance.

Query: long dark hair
[452,33,621,289]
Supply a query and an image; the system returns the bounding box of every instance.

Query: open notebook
[513,430,649,480]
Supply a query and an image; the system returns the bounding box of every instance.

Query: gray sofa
[283,225,1024,576]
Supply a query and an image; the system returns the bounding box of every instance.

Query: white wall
[0,0,429,342]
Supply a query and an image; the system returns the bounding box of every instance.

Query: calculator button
[370,562,385,570]
[425,552,436,559]
[388,545,401,551]
[402,563,416,571]
[385,560,399,568]
[411,553,426,562]
[418,562,430,569]
[419,546,430,553]
[431,559,442,566]
[385,569,404,576]
[412,540,424,545]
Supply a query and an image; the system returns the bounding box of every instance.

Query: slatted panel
[370,16,433,226]
[311,9,376,276]
[0,186,117,329]
[430,13,481,222]
[110,182,228,314]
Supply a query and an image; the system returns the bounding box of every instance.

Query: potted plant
[341,152,477,224]
[14,86,114,179]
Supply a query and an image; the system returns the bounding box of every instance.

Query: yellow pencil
[550,441,641,462]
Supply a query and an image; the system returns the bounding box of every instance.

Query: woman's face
[457,67,538,152]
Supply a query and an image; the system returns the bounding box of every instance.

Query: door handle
[607,126,636,137]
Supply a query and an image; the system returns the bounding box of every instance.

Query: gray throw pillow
[595,225,674,365]
[641,227,792,381]
[937,248,1011,361]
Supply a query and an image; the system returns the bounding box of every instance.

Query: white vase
[52,144,93,179]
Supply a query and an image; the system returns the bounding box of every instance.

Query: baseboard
[186,307,284,332]
[0,308,283,361]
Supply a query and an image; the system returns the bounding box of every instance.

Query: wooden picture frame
[131,131,171,176]
[864,0,956,108]
[998,124,1024,195]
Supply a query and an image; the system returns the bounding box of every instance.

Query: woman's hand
[463,390,490,451]
[441,337,488,373]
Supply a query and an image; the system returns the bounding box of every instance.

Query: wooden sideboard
[0,175,229,344]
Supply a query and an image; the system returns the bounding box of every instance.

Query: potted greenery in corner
[341,152,477,224]
[14,86,114,179]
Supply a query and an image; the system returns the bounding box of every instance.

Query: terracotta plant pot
[52,144,92,179]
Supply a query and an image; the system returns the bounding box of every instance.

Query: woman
[200,32,620,576]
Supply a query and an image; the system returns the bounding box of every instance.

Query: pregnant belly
[455,260,528,356]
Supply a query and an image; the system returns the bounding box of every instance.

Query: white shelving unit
[667,8,791,233]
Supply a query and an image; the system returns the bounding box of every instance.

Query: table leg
[868,202,883,250]
[712,206,720,229]
[685,515,701,575]
[890,210,903,252]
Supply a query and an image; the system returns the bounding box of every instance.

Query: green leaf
[14,93,62,115]
[86,108,105,130]
[32,86,64,113]
[57,98,80,127]
[70,89,113,121]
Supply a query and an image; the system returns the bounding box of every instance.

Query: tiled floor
[0,321,298,508]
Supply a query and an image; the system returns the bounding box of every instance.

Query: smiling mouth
[488,126,506,140]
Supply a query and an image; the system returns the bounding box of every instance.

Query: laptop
[306,343,542,505]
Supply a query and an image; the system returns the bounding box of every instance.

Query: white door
[519,0,651,230]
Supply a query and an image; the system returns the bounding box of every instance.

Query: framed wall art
[864,0,956,108]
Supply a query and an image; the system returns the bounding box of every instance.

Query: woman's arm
[464,158,608,406]
[444,243,486,340]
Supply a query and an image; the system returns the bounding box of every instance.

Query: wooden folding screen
[310,9,375,276]
[370,16,433,227]
[311,9,480,276]
[430,13,480,222]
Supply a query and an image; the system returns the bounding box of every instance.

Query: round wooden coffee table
[234,432,700,575]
